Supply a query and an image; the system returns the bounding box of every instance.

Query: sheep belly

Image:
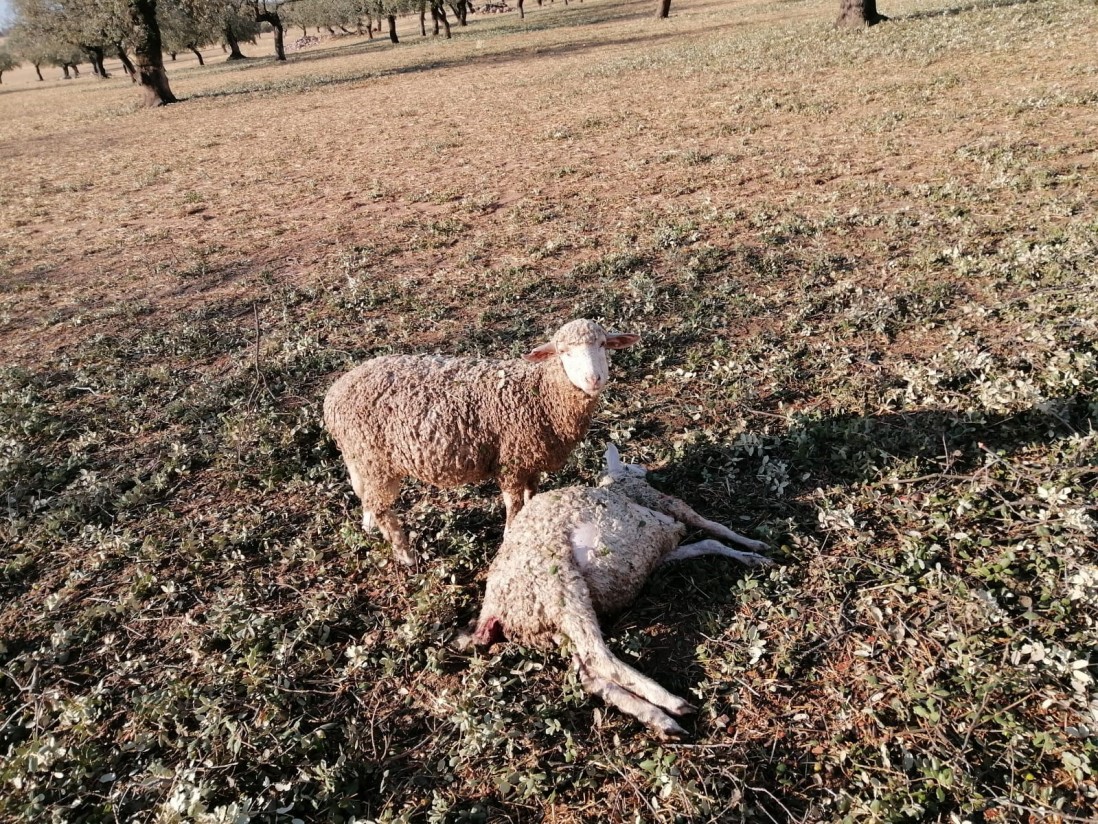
[570,502,685,614]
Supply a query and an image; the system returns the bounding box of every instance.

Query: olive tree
[362,0,415,42]
[13,0,176,104]
[836,0,887,28]
[159,0,222,64]
[0,46,20,83]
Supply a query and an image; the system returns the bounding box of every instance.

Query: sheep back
[323,354,596,490]
[480,486,686,648]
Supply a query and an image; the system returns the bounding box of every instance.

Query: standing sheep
[323,320,640,565]
[462,444,772,740]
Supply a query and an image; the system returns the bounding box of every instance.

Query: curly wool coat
[323,352,597,510]
[464,449,772,739]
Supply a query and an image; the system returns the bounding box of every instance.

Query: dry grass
[1,0,1096,821]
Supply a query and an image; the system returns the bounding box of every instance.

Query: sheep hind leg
[575,657,687,740]
[346,463,380,534]
[374,510,415,566]
[561,606,695,719]
[660,538,773,568]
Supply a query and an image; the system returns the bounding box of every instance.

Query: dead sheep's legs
[660,539,773,568]
[661,496,769,552]
[694,516,770,553]
[565,608,696,738]
[575,657,691,740]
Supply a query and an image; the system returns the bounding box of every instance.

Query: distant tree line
[4,0,475,101]
[5,0,888,102]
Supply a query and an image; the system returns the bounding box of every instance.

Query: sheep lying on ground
[323,320,640,565]
[462,444,772,739]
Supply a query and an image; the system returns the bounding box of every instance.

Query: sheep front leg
[575,657,688,740]
[655,494,769,552]
[694,519,769,553]
[659,538,773,568]
[500,475,537,527]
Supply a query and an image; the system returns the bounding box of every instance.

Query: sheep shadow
[592,389,1093,727]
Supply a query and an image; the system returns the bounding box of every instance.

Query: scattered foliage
[1,0,1095,821]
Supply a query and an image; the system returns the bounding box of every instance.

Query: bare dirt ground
[3,0,1092,364]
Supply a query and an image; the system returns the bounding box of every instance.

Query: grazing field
[1,0,1096,820]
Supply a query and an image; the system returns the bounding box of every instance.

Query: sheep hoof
[393,545,417,566]
[668,697,698,717]
[656,719,689,741]
[361,511,378,533]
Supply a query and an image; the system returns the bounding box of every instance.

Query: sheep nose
[587,375,605,392]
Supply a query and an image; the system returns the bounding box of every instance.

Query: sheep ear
[523,341,557,362]
[604,443,624,474]
[605,333,640,350]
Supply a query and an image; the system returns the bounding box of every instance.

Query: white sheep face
[558,342,611,396]
[523,320,640,397]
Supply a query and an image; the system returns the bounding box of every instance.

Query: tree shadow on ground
[186,24,688,102]
[898,0,1042,21]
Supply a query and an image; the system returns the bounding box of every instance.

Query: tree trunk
[225,26,247,59]
[388,15,399,43]
[128,0,177,105]
[365,16,374,38]
[189,45,204,65]
[836,0,887,27]
[274,20,285,59]
[256,12,286,61]
[85,46,109,77]
[70,63,80,77]
[655,0,671,18]
[169,52,177,60]
[34,62,43,81]
[433,2,451,38]
[62,64,72,79]
[421,5,428,36]
[116,46,138,82]
[518,0,524,18]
